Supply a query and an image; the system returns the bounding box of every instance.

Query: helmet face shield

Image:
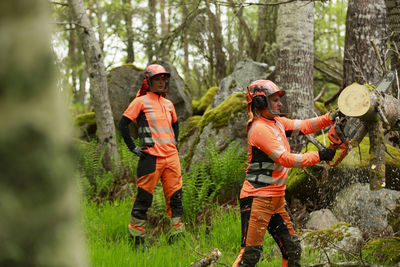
[266,92,288,116]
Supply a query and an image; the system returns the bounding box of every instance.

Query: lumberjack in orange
[119,64,184,250]
[233,80,336,267]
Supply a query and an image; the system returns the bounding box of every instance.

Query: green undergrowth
[83,197,329,267]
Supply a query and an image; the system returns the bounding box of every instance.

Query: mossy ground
[362,238,400,265]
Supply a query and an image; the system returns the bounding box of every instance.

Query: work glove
[133,147,146,159]
[329,108,345,121]
[318,147,336,161]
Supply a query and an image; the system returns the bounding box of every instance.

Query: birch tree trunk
[68,0,120,171]
[343,0,387,88]
[275,1,314,153]
[385,0,400,97]
[0,0,85,265]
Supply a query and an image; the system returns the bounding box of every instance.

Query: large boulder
[332,183,400,234]
[305,209,339,230]
[211,59,273,108]
[107,62,193,127]
[180,60,273,169]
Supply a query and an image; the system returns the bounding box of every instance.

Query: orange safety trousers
[128,152,184,238]
[233,196,301,267]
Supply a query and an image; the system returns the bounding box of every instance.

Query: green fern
[182,139,247,224]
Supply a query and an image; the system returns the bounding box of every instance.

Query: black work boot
[130,236,148,252]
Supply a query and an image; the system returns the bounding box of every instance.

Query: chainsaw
[326,71,395,167]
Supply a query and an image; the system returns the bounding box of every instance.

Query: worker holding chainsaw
[233,80,339,267]
[119,64,184,250]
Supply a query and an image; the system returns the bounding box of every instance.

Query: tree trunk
[343,0,387,88]
[275,1,315,153]
[123,0,135,63]
[181,0,190,81]
[0,0,86,265]
[147,0,157,63]
[250,3,268,61]
[79,64,88,109]
[205,1,226,83]
[94,0,105,51]
[68,0,120,171]
[385,0,400,97]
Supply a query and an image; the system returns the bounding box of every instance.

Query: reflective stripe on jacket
[123,92,178,157]
[240,113,334,198]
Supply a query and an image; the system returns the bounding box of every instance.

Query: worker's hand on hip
[318,148,336,161]
[133,147,146,159]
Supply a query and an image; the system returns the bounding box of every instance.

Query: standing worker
[119,64,184,249]
[233,80,337,267]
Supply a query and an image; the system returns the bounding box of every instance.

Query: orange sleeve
[122,97,143,121]
[249,122,320,169]
[277,113,334,136]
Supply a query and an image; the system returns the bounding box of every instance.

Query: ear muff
[253,95,267,109]
[142,78,149,89]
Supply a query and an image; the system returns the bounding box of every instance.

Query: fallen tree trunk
[338,82,400,190]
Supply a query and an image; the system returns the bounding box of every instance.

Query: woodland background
[1,0,400,266]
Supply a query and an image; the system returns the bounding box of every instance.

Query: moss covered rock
[302,223,363,261]
[200,93,247,129]
[74,112,97,139]
[193,86,218,115]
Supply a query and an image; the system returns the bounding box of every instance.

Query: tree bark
[147,0,157,63]
[385,0,400,97]
[94,0,105,51]
[0,0,86,265]
[343,0,387,88]
[205,1,226,83]
[68,0,120,171]
[275,1,315,153]
[123,0,135,63]
[181,0,190,81]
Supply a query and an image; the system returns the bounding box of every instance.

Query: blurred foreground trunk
[0,0,86,266]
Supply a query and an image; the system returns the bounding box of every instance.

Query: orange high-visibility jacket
[123,92,178,157]
[240,113,334,198]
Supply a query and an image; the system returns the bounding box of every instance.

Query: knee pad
[131,187,153,220]
[170,189,183,217]
[240,246,263,267]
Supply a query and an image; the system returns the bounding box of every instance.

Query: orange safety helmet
[137,64,170,97]
[246,80,286,117]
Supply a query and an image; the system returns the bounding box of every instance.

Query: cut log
[338,82,400,190]
[338,83,400,129]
